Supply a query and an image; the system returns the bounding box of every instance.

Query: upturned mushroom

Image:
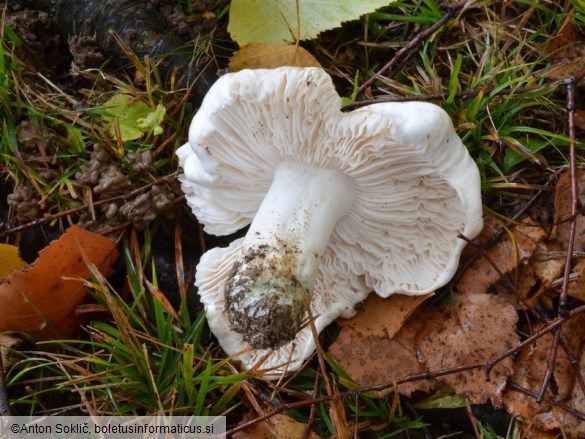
[177,67,483,375]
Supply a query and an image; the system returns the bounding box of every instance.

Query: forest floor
[1,0,585,438]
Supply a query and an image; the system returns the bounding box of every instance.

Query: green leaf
[228,0,395,45]
[0,243,26,278]
[137,104,166,136]
[101,95,164,141]
[413,387,467,409]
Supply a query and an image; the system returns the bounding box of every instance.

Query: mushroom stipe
[177,67,484,377]
[225,242,311,349]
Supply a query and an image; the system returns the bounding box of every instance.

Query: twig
[559,77,578,317]
[537,77,580,402]
[301,369,321,439]
[457,230,585,398]
[344,79,560,111]
[445,173,556,300]
[226,305,585,436]
[0,172,179,238]
[356,0,468,96]
[508,381,585,421]
[0,354,13,415]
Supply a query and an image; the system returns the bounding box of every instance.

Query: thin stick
[227,305,585,436]
[357,0,468,95]
[0,172,178,238]
[0,354,13,415]
[344,79,562,111]
[537,77,580,402]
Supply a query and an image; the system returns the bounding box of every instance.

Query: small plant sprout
[177,67,484,375]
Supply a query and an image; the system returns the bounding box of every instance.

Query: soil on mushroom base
[224,241,312,350]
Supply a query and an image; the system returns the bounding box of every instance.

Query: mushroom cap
[178,67,483,297]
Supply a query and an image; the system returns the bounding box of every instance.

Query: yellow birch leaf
[228,0,395,45]
[0,243,27,278]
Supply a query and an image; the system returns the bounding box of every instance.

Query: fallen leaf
[495,241,566,309]
[542,18,585,82]
[338,293,431,338]
[545,349,585,438]
[414,386,467,409]
[503,314,585,434]
[233,412,319,439]
[532,241,566,287]
[0,334,21,370]
[228,0,394,45]
[230,43,321,71]
[575,109,585,131]
[101,95,163,141]
[552,169,585,251]
[458,215,545,294]
[0,226,118,340]
[416,294,519,405]
[329,294,436,397]
[0,243,27,278]
[568,258,585,301]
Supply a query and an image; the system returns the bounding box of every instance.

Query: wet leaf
[417,294,519,405]
[0,226,118,340]
[230,43,321,71]
[0,243,27,278]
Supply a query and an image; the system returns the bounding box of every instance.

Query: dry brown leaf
[458,215,545,294]
[496,241,567,309]
[338,293,431,338]
[542,19,585,82]
[521,428,567,439]
[416,294,519,405]
[0,334,21,371]
[230,43,322,71]
[575,109,585,132]
[233,412,319,439]
[502,314,585,433]
[492,265,535,308]
[329,294,436,397]
[532,241,566,287]
[0,226,118,340]
[552,169,585,251]
[545,349,585,438]
[568,258,585,302]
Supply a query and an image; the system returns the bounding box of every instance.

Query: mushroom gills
[224,162,355,349]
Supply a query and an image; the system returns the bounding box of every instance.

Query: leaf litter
[0,226,118,340]
[328,169,585,436]
[3,0,585,435]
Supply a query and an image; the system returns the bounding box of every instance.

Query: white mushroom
[177,67,483,376]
